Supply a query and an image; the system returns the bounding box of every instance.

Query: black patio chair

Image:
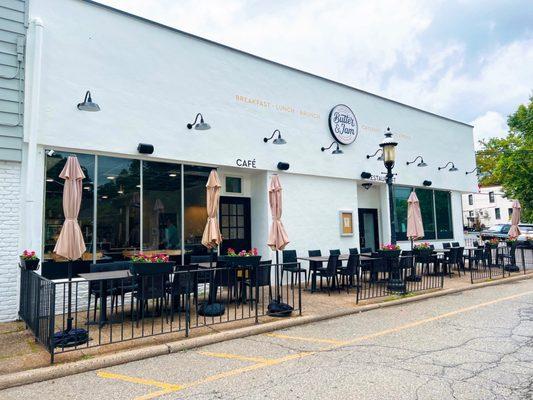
[329,249,342,268]
[308,250,323,292]
[497,244,517,271]
[336,254,359,293]
[243,260,272,308]
[463,247,485,270]
[314,254,340,295]
[349,248,359,255]
[439,247,461,277]
[87,263,117,323]
[361,247,372,254]
[281,250,307,288]
[452,242,460,247]
[190,255,215,284]
[131,262,174,324]
[108,261,134,315]
[167,264,198,315]
[443,243,451,249]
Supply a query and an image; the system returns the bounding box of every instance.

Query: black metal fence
[19,261,301,362]
[469,244,533,283]
[356,255,444,303]
[18,269,56,355]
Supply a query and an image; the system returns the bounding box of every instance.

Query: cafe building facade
[0,0,478,321]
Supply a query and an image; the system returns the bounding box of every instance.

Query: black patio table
[78,270,131,327]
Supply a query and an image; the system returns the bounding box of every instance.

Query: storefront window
[184,165,212,260]
[142,161,181,255]
[394,186,454,241]
[44,151,95,259]
[435,190,453,239]
[415,188,436,240]
[393,186,411,241]
[97,156,140,260]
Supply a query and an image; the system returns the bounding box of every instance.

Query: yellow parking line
[197,351,272,364]
[265,333,348,345]
[97,289,533,399]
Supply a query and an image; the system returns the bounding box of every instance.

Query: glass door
[219,196,251,254]
[358,208,380,251]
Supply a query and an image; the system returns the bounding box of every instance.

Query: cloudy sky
[98,0,533,145]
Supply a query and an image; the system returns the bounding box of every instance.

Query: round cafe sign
[328,104,358,145]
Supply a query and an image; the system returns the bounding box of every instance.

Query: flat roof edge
[82,0,473,128]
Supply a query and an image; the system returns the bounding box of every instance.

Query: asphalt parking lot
[1,278,532,400]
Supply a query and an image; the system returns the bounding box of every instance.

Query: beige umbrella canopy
[53,156,86,260]
[407,191,424,241]
[201,170,222,249]
[508,200,521,238]
[268,175,289,251]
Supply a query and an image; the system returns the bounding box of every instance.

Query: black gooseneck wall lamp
[406,155,427,167]
[321,141,343,154]
[187,113,211,130]
[366,148,384,161]
[465,167,479,175]
[77,91,100,112]
[438,161,458,172]
[263,129,286,144]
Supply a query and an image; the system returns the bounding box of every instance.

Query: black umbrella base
[197,302,225,317]
[53,328,89,348]
[267,300,293,317]
[405,274,422,282]
[504,265,520,273]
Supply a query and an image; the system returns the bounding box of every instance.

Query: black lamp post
[379,127,398,245]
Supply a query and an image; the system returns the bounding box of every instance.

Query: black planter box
[20,257,40,271]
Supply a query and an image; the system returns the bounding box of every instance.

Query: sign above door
[328,104,358,145]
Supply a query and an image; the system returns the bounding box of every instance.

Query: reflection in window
[184,165,212,259]
[97,156,140,260]
[44,151,94,260]
[415,188,435,240]
[393,186,411,241]
[435,190,453,239]
[142,161,181,255]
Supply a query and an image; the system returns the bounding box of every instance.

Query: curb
[0,273,531,390]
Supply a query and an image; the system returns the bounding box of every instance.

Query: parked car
[480,224,533,242]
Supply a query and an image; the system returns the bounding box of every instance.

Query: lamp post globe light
[379,127,398,245]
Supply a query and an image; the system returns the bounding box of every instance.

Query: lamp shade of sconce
[277,162,290,171]
[137,143,154,154]
[264,129,287,145]
[77,91,100,112]
[362,182,373,190]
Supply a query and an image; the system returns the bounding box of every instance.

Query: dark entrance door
[358,208,380,251]
[219,196,251,254]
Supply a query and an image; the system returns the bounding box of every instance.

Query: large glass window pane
[415,188,436,240]
[142,161,181,257]
[435,190,453,239]
[393,186,411,241]
[44,151,95,260]
[97,156,140,260]
[184,165,212,260]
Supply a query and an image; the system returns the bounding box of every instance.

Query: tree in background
[477,96,533,222]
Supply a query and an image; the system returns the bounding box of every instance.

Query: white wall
[28,0,477,194]
[273,173,358,259]
[462,186,514,227]
[0,161,21,321]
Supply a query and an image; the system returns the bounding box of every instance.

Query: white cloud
[470,111,508,148]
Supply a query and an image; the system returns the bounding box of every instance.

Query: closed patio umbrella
[267,175,289,251]
[52,155,88,345]
[267,175,291,314]
[407,190,424,244]
[406,190,424,282]
[201,170,222,250]
[508,200,521,238]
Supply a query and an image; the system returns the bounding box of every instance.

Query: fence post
[34,274,41,338]
[297,262,302,316]
[254,264,259,324]
[49,282,56,364]
[185,270,190,338]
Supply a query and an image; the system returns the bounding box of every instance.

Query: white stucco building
[462,186,515,229]
[0,0,478,321]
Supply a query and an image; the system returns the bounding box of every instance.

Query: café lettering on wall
[328,104,358,145]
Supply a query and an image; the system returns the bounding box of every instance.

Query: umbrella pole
[275,250,280,302]
[66,260,73,332]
